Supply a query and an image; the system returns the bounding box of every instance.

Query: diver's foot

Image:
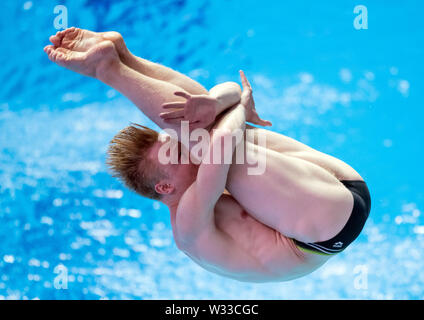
[44,40,118,78]
[49,27,128,58]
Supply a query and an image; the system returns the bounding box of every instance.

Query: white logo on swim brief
[333,242,343,248]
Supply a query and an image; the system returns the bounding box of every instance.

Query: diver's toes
[49,35,60,46]
[64,27,78,37]
[60,27,75,35]
[56,53,65,61]
[56,27,77,42]
[44,45,54,55]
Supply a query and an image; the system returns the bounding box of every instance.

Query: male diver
[44,28,371,282]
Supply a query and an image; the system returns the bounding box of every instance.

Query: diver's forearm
[208,82,242,117]
[187,103,246,165]
[213,103,247,135]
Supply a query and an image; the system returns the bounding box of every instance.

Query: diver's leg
[49,27,208,95]
[226,139,355,244]
[45,38,205,138]
[98,59,192,134]
[245,125,363,181]
[119,48,208,95]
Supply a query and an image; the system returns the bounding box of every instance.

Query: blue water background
[0,0,423,299]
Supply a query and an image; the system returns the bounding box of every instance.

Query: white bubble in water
[53,198,63,206]
[299,72,314,84]
[59,253,71,261]
[96,209,106,217]
[28,274,40,282]
[252,74,273,89]
[412,209,420,217]
[383,139,393,148]
[188,69,210,79]
[247,29,255,37]
[153,202,161,210]
[105,190,123,199]
[339,68,352,83]
[23,1,32,10]
[106,89,117,98]
[339,93,351,106]
[41,216,53,225]
[402,203,416,213]
[62,92,83,103]
[364,71,375,81]
[397,80,410,97]
[127,209,141,218]
[3,255,15,264]
[119,208,141,218]
[28,258,41,267]
[150,238,167,247]
[113,248,130,258]
[413,226,424,234]
[389,67,398,75]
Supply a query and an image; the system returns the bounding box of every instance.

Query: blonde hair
[107,123,164,200]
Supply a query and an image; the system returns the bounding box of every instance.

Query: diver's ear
[155,181,174,195]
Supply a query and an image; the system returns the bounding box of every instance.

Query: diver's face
[148,135,198,196]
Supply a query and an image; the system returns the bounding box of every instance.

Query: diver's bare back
[172,127,363,282]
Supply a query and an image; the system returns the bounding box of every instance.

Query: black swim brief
[293,180,371,255]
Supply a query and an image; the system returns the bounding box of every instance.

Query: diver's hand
[239,70,272,127]
[159,92,219,129]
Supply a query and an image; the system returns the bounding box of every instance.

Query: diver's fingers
[163,117,185,124]
[159,110,185,119]
[188,121,204,130]
[162,102,186,109]
[258,119,272,127]
[174,91,191,99]
[239,70,252,90]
